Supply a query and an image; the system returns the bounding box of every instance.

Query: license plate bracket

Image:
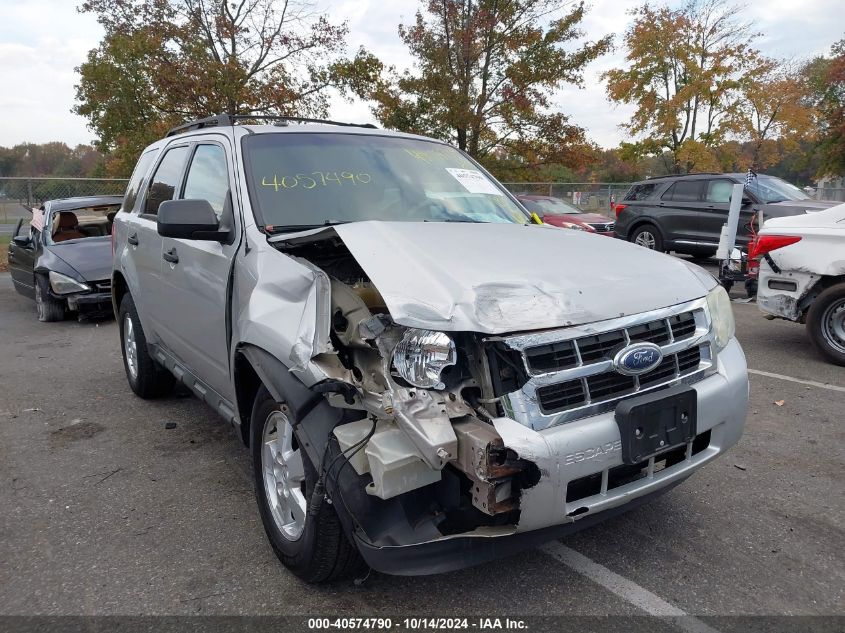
[614,385,697,465]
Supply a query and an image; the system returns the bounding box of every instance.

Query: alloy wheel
[261,410,307,541]
[635,230,657,250]
[123,314,139,380]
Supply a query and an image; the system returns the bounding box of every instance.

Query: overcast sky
[0,0,841,150]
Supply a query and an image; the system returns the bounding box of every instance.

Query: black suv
[614,173,835,257]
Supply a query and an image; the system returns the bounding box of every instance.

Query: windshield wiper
[264,220,347,234]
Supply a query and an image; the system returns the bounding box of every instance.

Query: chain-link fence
[501,182,633,213]
[814,187,845,202]
[0,177,129,225]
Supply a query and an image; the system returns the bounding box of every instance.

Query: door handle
[127,232,139,245]
[162,248,179,264]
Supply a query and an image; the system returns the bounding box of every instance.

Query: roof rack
[165,114,377,137]
[645,172,722,180]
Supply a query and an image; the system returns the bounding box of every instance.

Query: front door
[699,179,755,246]
[156,138,239,399]
[8,218,38,298]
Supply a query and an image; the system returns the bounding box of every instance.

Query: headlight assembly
[706,285,735,351]
[48,271,90,295]
[392,329,456,390]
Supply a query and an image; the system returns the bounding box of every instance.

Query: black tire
[35,274,66,322]
[118,293,175,398]
[251,385,364,583]
[745,278,758,299]
[806,284,845,366]
[630,223,664,252]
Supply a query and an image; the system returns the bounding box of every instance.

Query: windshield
[519,197,582,215]
[242,133,530,229]
[748,176,811,204]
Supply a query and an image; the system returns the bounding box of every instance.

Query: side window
[182,144,230,218]
[624,183,657,201]
[705,179,735,204]
[662,180,702,202]
[124,150,159,213]
[143,146,190,216]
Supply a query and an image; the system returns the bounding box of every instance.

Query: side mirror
[12,234,32,247]
[157,199,227,241]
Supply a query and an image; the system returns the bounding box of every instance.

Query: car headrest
[58,212,79,229]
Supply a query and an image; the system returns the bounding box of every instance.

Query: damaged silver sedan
[112,115,748,582]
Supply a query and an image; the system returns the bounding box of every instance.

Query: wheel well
[234,351,262,446]
[629,218,662,239]
[112,271,128,316]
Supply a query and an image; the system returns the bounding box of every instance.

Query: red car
[515,194,616,236]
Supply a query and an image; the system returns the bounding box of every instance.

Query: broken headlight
[48,271,90,294]
[706,285,735,351]
[392,329,456,390]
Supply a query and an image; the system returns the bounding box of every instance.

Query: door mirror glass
[12,234,32,247]
[157,199,222,240]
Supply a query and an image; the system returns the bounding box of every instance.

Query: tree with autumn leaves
[604,0,817,174]
[360,0,612,178]
[74,0,380,174]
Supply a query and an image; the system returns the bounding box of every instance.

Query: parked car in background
[752,203,845,365]
[516,194,615,235]
[113,114,747,583]
[7,196,122,321]
[614,173,837,257]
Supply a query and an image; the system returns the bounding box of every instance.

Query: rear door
[658,179,706,245]
[156,137,239,398]
[131,144,191,340]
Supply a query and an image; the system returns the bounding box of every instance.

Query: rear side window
[704,179,735,203]
[624,183,657,201]
[144,146,190,216]
[182,144,230,218]
[662,180,703,202]
[123,150,158,213]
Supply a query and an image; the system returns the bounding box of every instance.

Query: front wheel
[630,224,664,252]
[251,385,364,583]
[35,275,66,322]
[806,284,845,366]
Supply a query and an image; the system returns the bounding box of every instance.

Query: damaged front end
[277,232,540,536]
[266,226,747,575]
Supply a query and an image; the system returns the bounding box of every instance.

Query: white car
[754,203,845,365]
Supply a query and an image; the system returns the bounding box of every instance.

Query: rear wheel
[118,294,174,398]
[251,385,364,583]
[35,275,66,322]
[630,224,664,252]
[806,284,845,366]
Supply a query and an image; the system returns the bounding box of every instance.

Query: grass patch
[0,234,10,273]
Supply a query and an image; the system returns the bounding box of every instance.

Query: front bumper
[67,291,114,318]
[355,337,748,575]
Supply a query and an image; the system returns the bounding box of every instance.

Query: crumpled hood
[274,221,715,334]
[45,237,112,282]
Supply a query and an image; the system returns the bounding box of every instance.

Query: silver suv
[112,115,748,582]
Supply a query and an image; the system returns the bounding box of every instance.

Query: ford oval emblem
[613,343,663,376]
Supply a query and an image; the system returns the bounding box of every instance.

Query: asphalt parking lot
[0,264,842,630]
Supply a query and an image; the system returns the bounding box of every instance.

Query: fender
[238,344,360,468]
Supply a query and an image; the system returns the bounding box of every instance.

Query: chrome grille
[491,298,715,430]
[536,346,703,414]
[524,310,697,375]
[589,222,615,232]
